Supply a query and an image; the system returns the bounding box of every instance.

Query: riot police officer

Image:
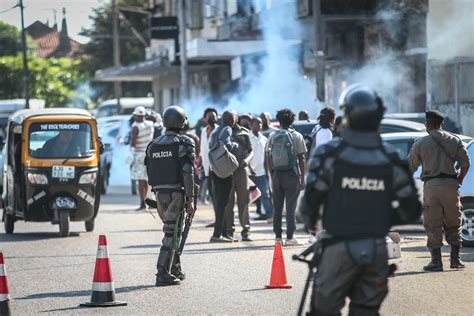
[299,85,422,315]
[146,105,195,286]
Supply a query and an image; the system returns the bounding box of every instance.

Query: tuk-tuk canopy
[9,108,92,125]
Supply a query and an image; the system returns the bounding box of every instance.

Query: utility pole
[112,0,122,112]
[313,0,324,102]
[178,0,189,102]
[19,0,30,109]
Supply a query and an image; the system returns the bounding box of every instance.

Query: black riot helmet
[163,105,187,130]
[339,84,385,131]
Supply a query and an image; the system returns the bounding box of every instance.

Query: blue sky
[0,0,102,43]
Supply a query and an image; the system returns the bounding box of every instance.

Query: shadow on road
[18,284,154,301]
[183,244,294,255]
[241,288,268,292]
[0,231,81,242]
[394,270,460,277]
[121,238,278,250]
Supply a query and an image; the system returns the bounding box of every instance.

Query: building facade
[96,0,429,120]
[427,0,474,136]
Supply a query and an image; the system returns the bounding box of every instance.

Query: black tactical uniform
[146,106,195,286]
[299,85,422,315]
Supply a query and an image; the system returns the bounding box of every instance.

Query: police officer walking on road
[408,110,470,272]
[145,105,196,286]
[299,85,422,315]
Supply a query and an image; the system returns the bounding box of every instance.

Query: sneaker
[241,235,253,242]
[308,234,317,244]
[275,238,284,245]
[223,235,239,242]
[254,214,267,221]
[285,237,301,246]
[209,236,233,243]
[266,217,274,224]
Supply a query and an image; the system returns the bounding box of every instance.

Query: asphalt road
[1,186,473,315]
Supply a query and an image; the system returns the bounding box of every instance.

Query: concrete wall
[428,0,474,60]
[428,0,474,135]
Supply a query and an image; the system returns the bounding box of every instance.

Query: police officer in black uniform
[299,85,422,315]
[146,105,195,286]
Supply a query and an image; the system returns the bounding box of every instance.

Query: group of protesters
[128,104,342,245]
[194,106,339,245]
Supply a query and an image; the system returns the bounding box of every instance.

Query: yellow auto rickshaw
[1,108,103,237]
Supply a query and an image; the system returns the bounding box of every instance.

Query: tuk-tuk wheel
[59,210,70,237]
[3,211,15,234]
[85,220,95,232]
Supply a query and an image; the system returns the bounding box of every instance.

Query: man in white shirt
[309,106,336,154]
[199,108,218,220]
[249,117,274,223]
[130,106,155,210]
[308,106,336,243]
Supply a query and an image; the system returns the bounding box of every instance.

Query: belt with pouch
[153,187,184,194]
[324,237,386,266]
[422,173,457,182]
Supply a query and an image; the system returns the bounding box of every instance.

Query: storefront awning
[95,38,302,82]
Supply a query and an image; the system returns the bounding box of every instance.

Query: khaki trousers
[224,168,250,237]
[423,184,462,249]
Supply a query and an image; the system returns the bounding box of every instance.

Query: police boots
[156,249,181,286]
[450,245,465,269]
[423,248,443,272]
[171,255,186,281]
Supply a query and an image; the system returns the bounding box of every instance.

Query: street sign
[150,16,179,39]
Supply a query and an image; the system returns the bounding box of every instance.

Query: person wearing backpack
[266,108,307,246]
[208,110,240,243]
[223,113,254,242]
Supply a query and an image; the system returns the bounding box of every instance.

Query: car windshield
[29,122,94,158]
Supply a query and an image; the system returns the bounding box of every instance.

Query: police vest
[146,140,182,187]
[323,157,393,239]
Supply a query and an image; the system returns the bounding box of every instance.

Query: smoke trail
[345,52,410,113]
[227,1,317,118]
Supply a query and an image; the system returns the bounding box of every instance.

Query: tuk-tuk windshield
[29,122,94,158]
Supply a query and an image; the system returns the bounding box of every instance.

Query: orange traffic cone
[265,242,292,289]
[80,235,127,307]
[0,252,12,316]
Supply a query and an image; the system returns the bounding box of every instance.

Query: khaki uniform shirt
[408,129,470,188]
[231,125,253,168]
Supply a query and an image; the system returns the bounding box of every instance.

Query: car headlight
[28,173,48,185]
[79,172,97,184]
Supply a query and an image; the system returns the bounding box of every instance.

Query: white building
[427,0,474,135]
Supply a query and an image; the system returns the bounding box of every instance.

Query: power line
[0,4,19,14]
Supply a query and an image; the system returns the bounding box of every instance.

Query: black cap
[426,110,444,121]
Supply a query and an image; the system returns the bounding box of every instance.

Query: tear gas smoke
[184,1,318,122]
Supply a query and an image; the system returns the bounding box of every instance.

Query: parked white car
[382,132,474,246]
[97,115,130,147]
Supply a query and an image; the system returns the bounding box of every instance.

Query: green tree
[0,55,88,107]
[0,21,35,56]
[79,0,151,102]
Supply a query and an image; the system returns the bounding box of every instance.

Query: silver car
[382,132,474,246]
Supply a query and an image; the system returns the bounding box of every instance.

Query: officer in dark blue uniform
[146,106,195,286]
[299,85,422,315]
